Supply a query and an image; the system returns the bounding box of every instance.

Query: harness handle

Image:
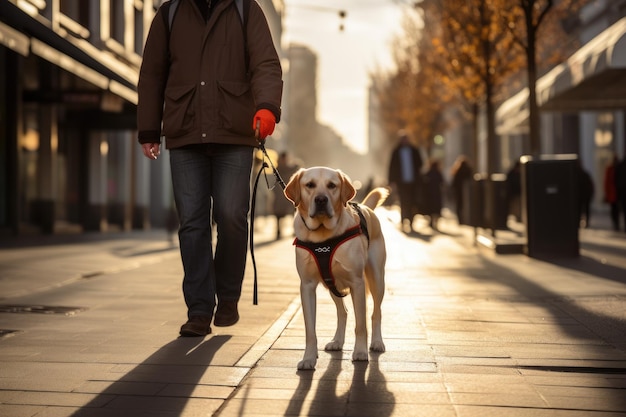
[250,125,286,305]
[250,160,268,305]
[255,122,286,190]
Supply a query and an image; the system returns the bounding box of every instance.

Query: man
[617,153,626,232]
[137,0,283,336]
[272,151,300,239]
[388,131,424,232]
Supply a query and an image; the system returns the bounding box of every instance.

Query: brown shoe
[180,315,212,337]
[214,300,239,327]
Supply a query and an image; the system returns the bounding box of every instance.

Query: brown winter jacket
[137,0,283,148]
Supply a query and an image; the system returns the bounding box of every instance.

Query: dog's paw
[352,350,369,362]
[324,340,344,351]
[370,340,386,352]
[297,358,317,370]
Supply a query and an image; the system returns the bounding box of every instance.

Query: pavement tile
[0,404,47,417]
[2,212,626,416]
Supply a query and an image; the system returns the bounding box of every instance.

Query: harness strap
[293,205,370,298]
[350,202,369,242]
[249,145,286,305]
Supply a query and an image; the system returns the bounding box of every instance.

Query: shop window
[19,107,40,226]
[110,0,126,45]
[134,3,144,55]
[595,112,614,148]
[56,1,91,40]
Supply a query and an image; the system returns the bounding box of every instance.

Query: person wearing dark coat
[577,162,594,228]
[450,155,473,225]
[388,131,424,231]
[137,0,283,337]
[424,159,445,230]
[603,154,620,231]
[505,160,522,222]
[272,152,299,239]
[617,154,626,232]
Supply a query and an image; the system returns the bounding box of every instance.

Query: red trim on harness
[293,225,362,298]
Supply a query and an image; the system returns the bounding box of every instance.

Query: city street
[1,209,626,417]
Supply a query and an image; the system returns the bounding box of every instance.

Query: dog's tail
[361,186,390,210]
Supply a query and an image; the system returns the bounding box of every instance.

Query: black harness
[293,203,369,297]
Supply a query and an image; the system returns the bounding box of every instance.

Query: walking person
[505,160,522,222]
[272,151,299,239]
[424,159,445,231]
[137,0,283,337]
[388,131,424,232]
[450,155,473,225]
[577,161,594,228]
[617,154,626,232]
[603,154,620,231]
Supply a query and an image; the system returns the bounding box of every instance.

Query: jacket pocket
[217,80,255,136]
[162,85,196,138]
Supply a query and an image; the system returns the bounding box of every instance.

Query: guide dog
[284,167,387,370]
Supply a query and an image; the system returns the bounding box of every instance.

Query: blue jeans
[170,145,253,319]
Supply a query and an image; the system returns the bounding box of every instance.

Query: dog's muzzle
[312,195,332,217]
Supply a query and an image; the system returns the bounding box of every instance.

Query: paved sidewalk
[1,211,626,416]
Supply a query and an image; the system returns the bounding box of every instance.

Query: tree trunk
[526,4,541,156]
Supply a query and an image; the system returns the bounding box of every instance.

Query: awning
[497,17,626,135]
[0,1,138,105]
[0,20,29,56]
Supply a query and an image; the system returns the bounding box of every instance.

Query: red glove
[253,109,276,140]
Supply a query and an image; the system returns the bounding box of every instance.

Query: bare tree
[505,0,592,156]
[421,0,520,174]
[372,10,447,149]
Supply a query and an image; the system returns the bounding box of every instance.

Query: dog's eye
[305,181,315,189]
[327,182,337,190]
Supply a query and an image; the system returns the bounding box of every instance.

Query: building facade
[495,0,626,209]
[0,0,285,237]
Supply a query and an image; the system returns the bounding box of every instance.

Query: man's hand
[142,143,160,160]
[253,109,276,140]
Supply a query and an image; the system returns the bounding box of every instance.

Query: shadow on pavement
[0,230,172,249]
[286,352,394,417]
[404,230,433,243]
[469,255,626,411]
[550,254,626,286]
[580,238,626,261]
[70,335,231,416]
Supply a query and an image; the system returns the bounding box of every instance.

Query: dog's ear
[338,170,356,206]
[284,168,304,206]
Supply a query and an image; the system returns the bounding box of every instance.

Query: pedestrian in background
[577,161,594,228]
[617,154,626,232]
[603,154,620,231]
[272,152,300,240]
[505,160,522,222]
[388,131,424,232]
[136,0,283,337]
[424,158,445,230]
[450,155,473,225]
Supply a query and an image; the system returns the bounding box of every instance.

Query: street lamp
[288,4,347,31]
[391,0,421,8]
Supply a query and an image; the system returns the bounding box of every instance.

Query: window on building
[57,1,91,39]
[110,0,125,45]
[134,3,144,55]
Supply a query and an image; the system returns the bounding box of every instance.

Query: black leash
[250,125,286,305]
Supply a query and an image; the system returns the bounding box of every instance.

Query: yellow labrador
[284,167,388,370]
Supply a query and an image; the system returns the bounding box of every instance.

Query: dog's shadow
[285,352,395,416]
[405,229,433,242]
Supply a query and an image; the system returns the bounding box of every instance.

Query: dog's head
[284,167,356,231]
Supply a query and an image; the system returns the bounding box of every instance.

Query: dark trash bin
[484,174,508,231]
[521,154,579,258]
[463,174,485,227]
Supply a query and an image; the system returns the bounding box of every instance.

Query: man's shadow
[285,352,395,417]
[71,335,230,416]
